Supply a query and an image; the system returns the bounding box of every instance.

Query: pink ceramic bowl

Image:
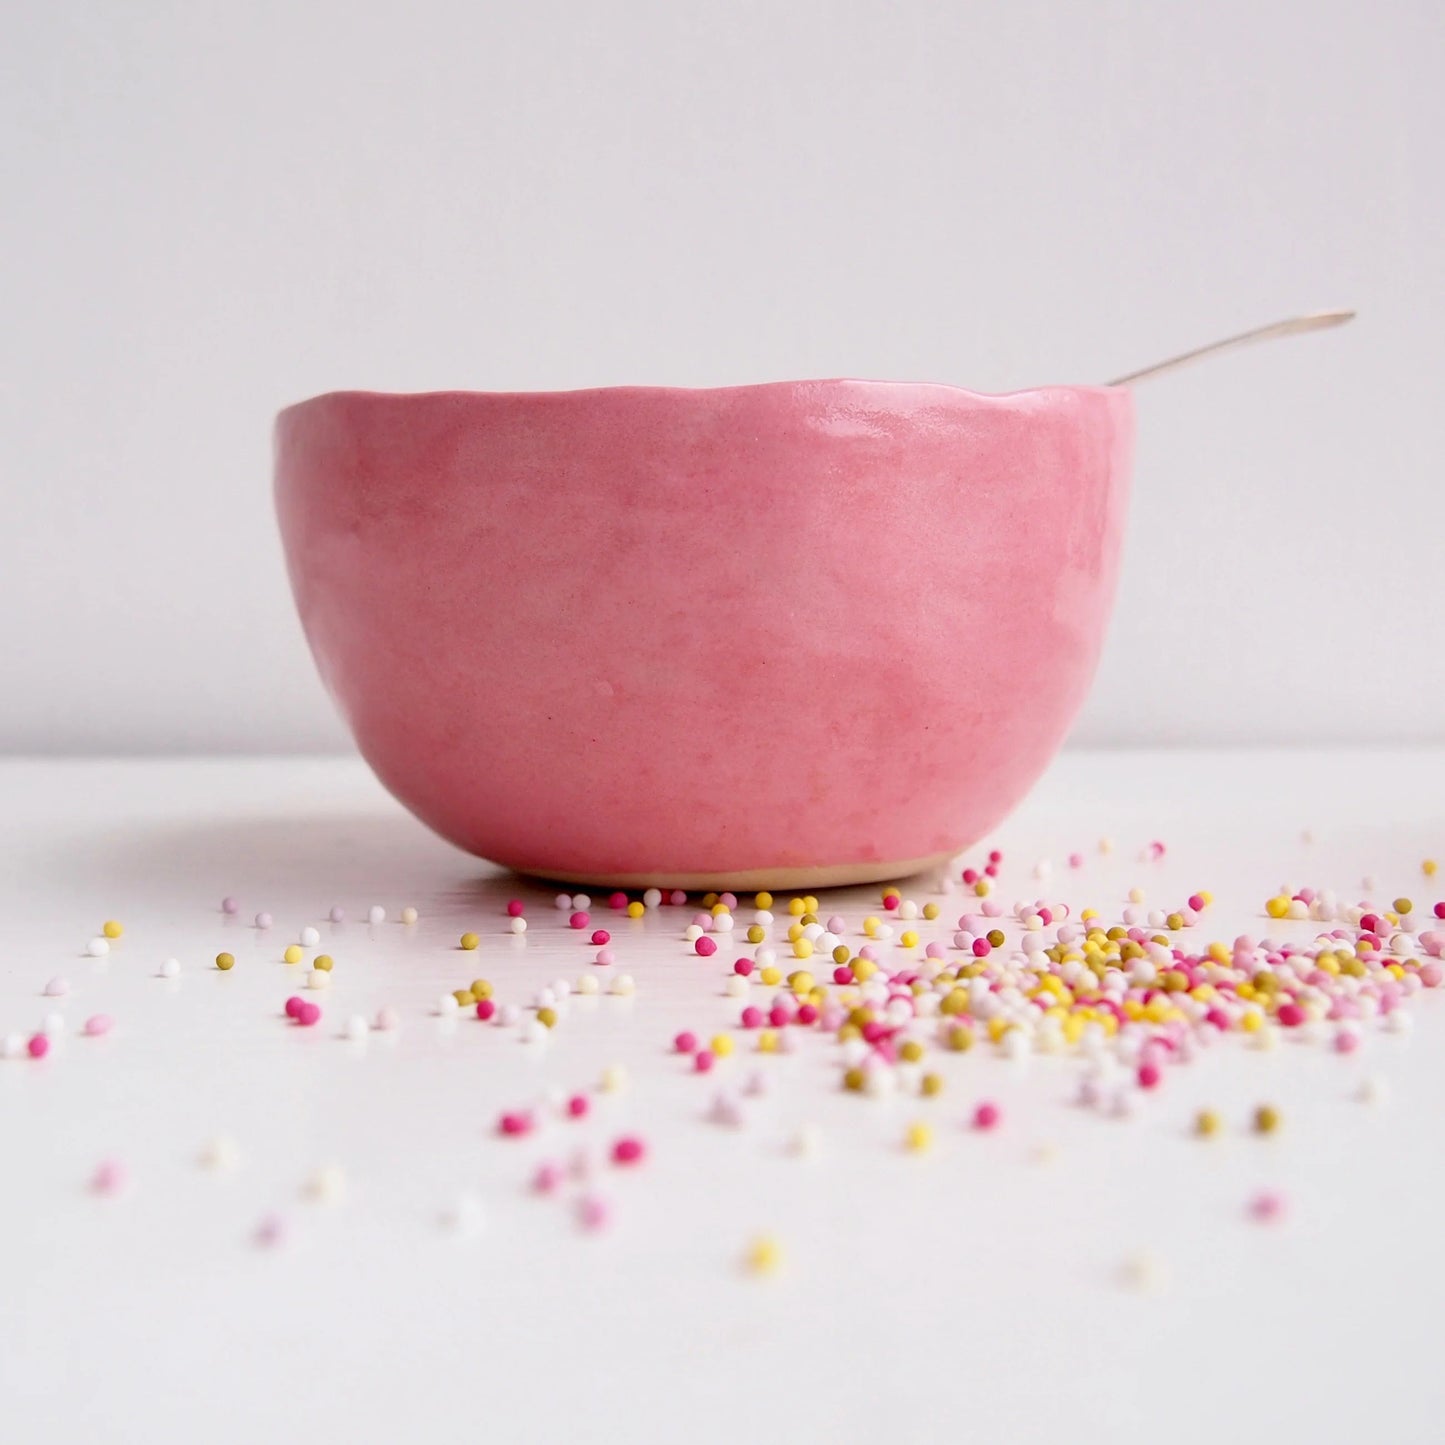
[275,381,1133,889]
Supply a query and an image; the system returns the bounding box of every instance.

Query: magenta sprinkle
[566,1094,589,1119]
[734,959,754,977]
[297,1002,321,1027]
[476,999,496,1022]
[694,1050,715,1073]
[1277,1002,1306,1028]
[973,1101,1001,1131]
[27,1033,49,1060]
[569,911,590,930]
[608,892,628,910]
[591,929,611,945]
[1138,1062,1161,1089]
[506,899,525,917]
[284,996,304,1019]
[674,1030,698,1053]
[739,1007,763,1030]
[612,1136,645,1165]
[695,936,718,957]
[499,1111,534,1137]
[577,1193,611,1230]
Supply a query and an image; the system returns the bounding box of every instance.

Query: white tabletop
[2,750,1442,1444]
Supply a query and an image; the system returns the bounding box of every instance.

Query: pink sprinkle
[44,977,70,998]
[1334,1027,1361,1054]
[1277,1003,1306,1028]
[674,1030,699,1053]
[297,1002,321,1027]
[83,1014,113,1038]
[694,1050,715,1073]
[532,1161,563,1194]
[254,1213,287,1248]
[1420,960,1443,987]
[734,959,754,977]
[695,936,718,957]
[739,1008,763,1030]
[668,890,687,906]
[612,1136,646,1165]
[221,896,239,915]
[284,996,305,1019]
[608,892,628,910]
[255,911,273,929]
[91,1159,127,1196]
[972,1101,1001,1131]
[1249,1190,1286,1223]
[499,1111,534,1137]
[1068,853,1083,869]
[1149,841,1166,859]
[720,892,738,909]
[566,1094,589,1119]
[329,905,345,923]
[594,948,616,966]
[27,1033,49,1060]
[506,899,525,917]
[591,929,611,945]
[1137,1062,1161,1089]
[827,915,846,934]
[569,911,590,930]
[577,1193,611,1230]
[476,999,496,1022]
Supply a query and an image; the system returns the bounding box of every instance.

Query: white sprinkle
[572,894,591,911]
[576,974,600,996]
[724,974,748,998]
[610,973,636,996]
[300,926,321,947]
[599,1063,627,1092]
[1358,1075,1389,1106]
[345,1014,370,1042]
[497,1003,521,1026]
[437,994,460,1018]
[520,1018,547,1043]
[440,1193,485,1236]
[254,912,272,929]
[899,900,920,920]
[42,1012,66,1036]
[1119,1249,1169,1294]
[159,958,181,979]
[305,1165,346,1205]
[789,1124,822,1159]
[509,917,527,934]
[551,978,572,999]
[368,905,386,925]
[709,1091,745,1127]
[1384,1009,1414,1036]
[2,1032,27,1060]
[643,888,662,908]
[684,924,704,942]
[85,937,110,958]
[199,1135,242,1172]
[306,968,330,991]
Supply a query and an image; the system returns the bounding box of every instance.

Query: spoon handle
[1107,308,1355,387]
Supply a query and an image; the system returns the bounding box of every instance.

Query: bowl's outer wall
[274,382,1133,878]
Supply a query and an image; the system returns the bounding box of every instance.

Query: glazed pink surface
[275,380,1133,883]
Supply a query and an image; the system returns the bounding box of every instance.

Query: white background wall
[2,0,1441,754]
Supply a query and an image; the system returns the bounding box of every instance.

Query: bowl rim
[276,377,1125,422]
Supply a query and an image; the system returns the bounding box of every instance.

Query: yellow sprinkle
[759,1029,780,1053]
[904,1121,933,1152]
[947,1024,974,1052]
[787,923,805,943]
[702,893,719,908]
[283,945,304,965]
[1194,1109,1221,1138]
[832,944,850,965]
[215,952,235,971]
[453,988,475,1007]
[1394,897,1414,916]
[899,1039,924,1063]
[788,970,814,994]
[744,1234,782,1276]
[711,902,730,917]
[626,901,645,918]
[755,891,774,909]
[747,925,766,944]
[788,897,806,917]
[852,958,877,983]
[313,954,334,972]
[535,1007,557,1028]
[792,938,814,960]
[759,966,782,986]
[1265,896,1290,919]
[102,920,123,939]
[1424,860,1438,879]
[973,880,990,897]
[922,903,940,920]
[460,932,480,951]
[1253,1103,1281,1134]
[470,978,492,999]
[710,1033,733,1057]
[899,930,919,949]
[599,1063,627,1092]
[920,1071,944,1096]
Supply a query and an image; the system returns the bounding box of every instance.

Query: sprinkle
[253,1213,287,1248]
[695,936,718,957]
[83,1014,112,1037]
[904,1121,933,1152]
[1357,1075,1389,1106]
[569,911,590,930]
[610,974,635,996]
[1249,1189,1286,1223]
[215,952,236,971]
[744,1234,783,1276]
[85,937,110,957]
[221,897,239,915]
[510,917,528,934]
[306,968,330,991]
[400,906,419,925]
[283,945,304,965]
[159,958,180,978]
[375,1005,401,1031]
[789,1125,821,1159]
[1119,1249,1169,1294]
[199,1135,242,1172]
[300,926,321,947]
[44,977,69,997]
[27,1033,50,1060]
[344,1015,370,1042]
[2,1033,26,1059]
[674,1030,699,1054]
[1253,1104,1281,1135]
[305,1165,347,1204]
[460,932,480,951]
[694,1050,715,1073]
[1194,1109,1221,1138]
[439,1193,485,1236]
[367,905,386,924]
[577,1193,611,1231]
[91,1160,128,1196]
[972,1101,1001,1131]
[599,1063,627,1093]
[329,905,345,922]
[437,993,460,1018]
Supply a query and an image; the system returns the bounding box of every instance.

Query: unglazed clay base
[524,852,958,893]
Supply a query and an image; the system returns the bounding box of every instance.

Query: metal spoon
[1107,308,1355,387]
